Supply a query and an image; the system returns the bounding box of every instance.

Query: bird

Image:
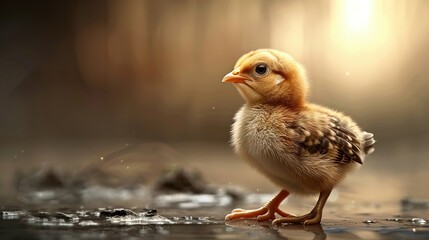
[222,49,375,225]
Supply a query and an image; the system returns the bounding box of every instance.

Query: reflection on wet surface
[1,142,429,239]
[1,200,429,240]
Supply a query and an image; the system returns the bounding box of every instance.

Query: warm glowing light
[343,0,373,34]
[327,0,381,90]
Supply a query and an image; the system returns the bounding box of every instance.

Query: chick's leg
[225,190,294,221]
[273,189,332,225]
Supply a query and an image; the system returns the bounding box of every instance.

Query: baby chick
[222,49,375,225]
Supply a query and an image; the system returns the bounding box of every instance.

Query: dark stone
[223,186,246,202]
[52,212,79,221]
[401,198,429,211]
[143,209,157,217]
[30,211,51,219]
[99,208,137,218]
[153,167,215,194]
[15,166,67,191]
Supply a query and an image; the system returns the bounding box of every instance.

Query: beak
[222,70,248,83]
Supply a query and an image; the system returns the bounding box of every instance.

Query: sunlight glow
[343,0,373,35]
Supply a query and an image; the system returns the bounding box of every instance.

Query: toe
[225,208,267,220]
[225,212,247,220]
[272,212,316,225]
[273,217,299,225]
[276,208,295,217]
[256,211,274,222]
[231,208,245,213]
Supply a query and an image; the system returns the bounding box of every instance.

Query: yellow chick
[222,49,375,225]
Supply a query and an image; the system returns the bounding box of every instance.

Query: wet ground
[1,141,429,239]
[1,201,429,240]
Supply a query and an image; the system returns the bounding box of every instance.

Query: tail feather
[363,131,375,154]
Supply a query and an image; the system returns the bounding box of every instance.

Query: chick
[222,49,375,225]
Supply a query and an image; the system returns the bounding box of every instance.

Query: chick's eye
[255,64,268,75]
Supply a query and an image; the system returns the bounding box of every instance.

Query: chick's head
[222,49,308,108]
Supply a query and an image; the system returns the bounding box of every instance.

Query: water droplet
[410,218,426,224]
[212,107,216,110]
[100,157,104,160]
[126,166,130,169]
[363,219,377,224]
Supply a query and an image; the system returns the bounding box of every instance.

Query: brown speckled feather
[292,112,364,164]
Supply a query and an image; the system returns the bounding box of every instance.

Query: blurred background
[0,0,428,205]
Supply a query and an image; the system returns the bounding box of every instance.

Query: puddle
[1,142,429,239]
[2,168,429,239]
[1,200,428,240]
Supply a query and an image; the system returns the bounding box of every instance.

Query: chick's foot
[272,211,321,225]
[225,190,293,221]
[226,206,294,221]
[273,190,331,225]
